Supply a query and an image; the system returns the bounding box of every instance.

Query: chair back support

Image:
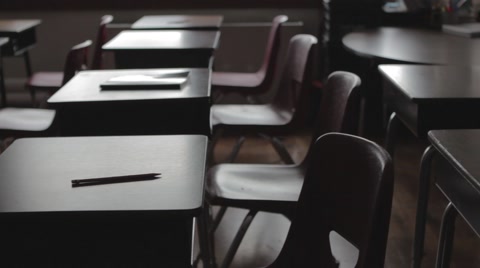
[272,34,317,129]
[61,40,92,85]
[269,133,393,268]
[314,71,362,137]
[255,15,288,94]
[92,15,113,70]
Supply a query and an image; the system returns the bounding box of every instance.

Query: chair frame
[209,34,318,166]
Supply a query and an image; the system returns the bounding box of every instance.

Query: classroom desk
[343,27,480,65]
[132,15,223,30]
[0,37,8,107]
[102,30,220,69]
[419,130,480,268]
[0,135,208,267]
[380,64,480,152]
[342,27,480,136]
[48,68,211,136]
[379,64,480,267]
[0,19,41,77]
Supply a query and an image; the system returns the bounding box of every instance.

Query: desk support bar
[413,145,436,268]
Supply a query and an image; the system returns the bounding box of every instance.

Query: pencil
[71,173,161,187]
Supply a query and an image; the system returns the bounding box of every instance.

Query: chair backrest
[314,71,362,137]
[91,15,113,70]
[268,132,393,268]
[298,71,361,166]
[61,40,92,85]
[272,34,317,130]
[255,15,288,94]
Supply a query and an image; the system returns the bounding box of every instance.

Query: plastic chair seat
[207,163,304,207]
[0,107,56,132]
[212,71,264,90]
[211,104,292,127]
[27,72,63,89]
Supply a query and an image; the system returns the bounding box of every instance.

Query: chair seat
[207,163,304,209]
[212,71,264,89]
[211,104,292,127]
[0,108,56,132]
[27,72,63,89]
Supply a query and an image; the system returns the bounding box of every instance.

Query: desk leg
[23,51,33,77]
[385,112,400,157]
[413,145,436,268]
[435,202,458,268]
[197,204,217,268]
[0,56,6,107]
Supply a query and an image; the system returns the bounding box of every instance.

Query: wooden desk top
[429,129,480,192]
[343,27,480,65]
[132,15,223,30]
[103,30,220,50]
[48,68,210,105]
[379,65,480,103]
[0,19,41,33]
[429,129,480,236]
[0,135,207,216]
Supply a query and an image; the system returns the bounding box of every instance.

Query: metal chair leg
[270,136,295,164]
[258,133,295,164]
[210,206,228,233]
[413,145,436,268]
[435,202,458,268]
[220,210,258,268]
[225,136,246,163]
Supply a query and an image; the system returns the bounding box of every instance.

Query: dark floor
[209,130,480,268]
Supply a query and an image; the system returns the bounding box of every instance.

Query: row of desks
[0,15,224,267]
[342,27,480,268]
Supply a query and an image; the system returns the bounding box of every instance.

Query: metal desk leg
[413,145,436,268]
[435,202,458,268]
[385,112,400,157]
[23,51,33,77]
[0,56,6,107]
[197,204,217,268]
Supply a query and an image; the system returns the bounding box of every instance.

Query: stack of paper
[101,71,189,90]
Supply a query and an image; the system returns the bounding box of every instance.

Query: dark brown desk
[419,130,480,268]
[48,68,211,136]
[381,64,480,145]
[379,64,480,268]
[343,27,480,65]
[342,27,480,136]
[102,30,220,69]
[0,19,41,77]
[132,15,223,30]
[0,37,8,107]
[0,135,207,267]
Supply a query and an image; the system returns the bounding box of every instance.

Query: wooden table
[379,64,480,267]
[0,37,8,107]
[48,68,211,136]
[380,64,480,151]
[132,15,223,30]
[0,135,208,267]
[418,130,480,268]
[343,27,480,65]
[0,19,41,77]
[342,27,480,136]
[102,30,220,69]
